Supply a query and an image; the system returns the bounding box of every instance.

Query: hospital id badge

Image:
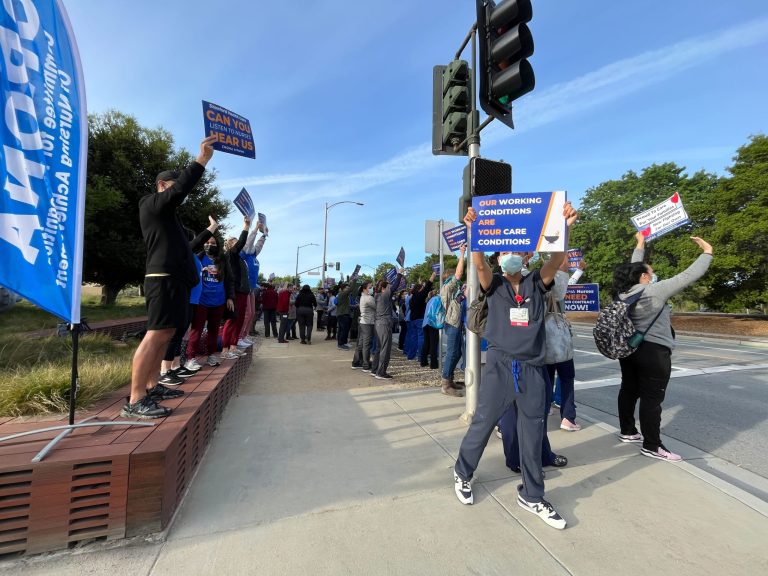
[509,307,529,327]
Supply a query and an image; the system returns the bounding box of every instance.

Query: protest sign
[202,101,255,158]
[564,284,600,312]
[396,247,405,267]
[396,277,407,292]
[0,1,87,323]
[233,188,256,220]
[351,264,361,281]
[442,224,467,252]
[268,273,275,281]
[567,248,583,273]
[257,212,267,231]
[385,268,398,283]
[631,192,690,242]
[432,263,441,274]
[471,192,568,252]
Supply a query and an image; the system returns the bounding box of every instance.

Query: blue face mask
[527,252,540,265]
[499,254,524,275]
[651,273,658,284]
[368,288,374,295]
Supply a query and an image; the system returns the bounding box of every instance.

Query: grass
[0,288,146,334]
[0,285,144,417]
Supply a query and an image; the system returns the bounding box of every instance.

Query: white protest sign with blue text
[0,0,87,323]
[471,192,568,252]
[631,192,690,242]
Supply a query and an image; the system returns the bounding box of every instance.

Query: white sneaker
[184,358,203,371]
[517,495,566,529]
[237,338,252,348]
[221,351,238,360]
[244,336,254,344]
[641,445,682,462]
[231,348,247,357]
[207,355,221,367]
[453,473,473,505]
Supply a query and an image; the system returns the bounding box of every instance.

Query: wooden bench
[0,350,251,557]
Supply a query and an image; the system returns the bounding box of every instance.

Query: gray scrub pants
[454,348,548,503]
[371,319,393,377]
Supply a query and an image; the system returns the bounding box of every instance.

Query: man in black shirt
[122,135,216,419]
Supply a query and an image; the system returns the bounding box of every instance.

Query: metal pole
[322,202,329,287]
[462,27,481,425]
[295,245,300,285]
[68,323,79,425]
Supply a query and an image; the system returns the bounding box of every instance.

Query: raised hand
[690,237,713,255]
[463,207,477,228]
[563,201,578,227]
[197,135,217,166]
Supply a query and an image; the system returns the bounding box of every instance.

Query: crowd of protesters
[131,144,713,531]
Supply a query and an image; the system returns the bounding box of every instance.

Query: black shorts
[144,276,190,331]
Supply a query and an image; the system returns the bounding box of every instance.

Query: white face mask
[650,273,658,284]
[368,288,374,295]
[499,254,524,275]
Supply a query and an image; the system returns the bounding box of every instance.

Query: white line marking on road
[575,363,768,389]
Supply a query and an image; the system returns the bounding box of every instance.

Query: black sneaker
[158,371,184,386]
[374,373,393,380]
[454,473,473,505]
[148,383,184,400]
[120,396,171,419]
[174,366,197,379]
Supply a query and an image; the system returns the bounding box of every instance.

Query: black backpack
[593,292,664,359]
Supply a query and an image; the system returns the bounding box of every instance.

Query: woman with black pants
[613,233,713,462]
[295,285,317,344]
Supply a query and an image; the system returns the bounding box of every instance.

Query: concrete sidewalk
[7,336,768,575]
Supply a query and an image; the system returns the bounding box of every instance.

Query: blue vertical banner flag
[0,0,87,323]
[233,187,255,220]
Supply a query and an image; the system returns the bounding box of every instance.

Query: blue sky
[65,0,768,280]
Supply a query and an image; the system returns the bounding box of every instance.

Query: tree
[570,163,719,306]
[405,253,459,286]
[84,111,230,305]
[701,135,768,311]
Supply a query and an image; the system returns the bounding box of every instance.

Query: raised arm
[463,207,494,291]
[631,231,646,263]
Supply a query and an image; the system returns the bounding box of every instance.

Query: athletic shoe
[640,445,682,462]
[338,344,351,350]
[148,383,184,400]
[231,348,247,357]
[441,385,463,397]
[207,355,221,367]
[184,358,203,372]
[619,433,643,443]
[361,367,371,373]
[351,365,361,370]
[548,454,568,468]
[375,373,393,380]
[174,366,197,379]
[221,351,239,360]
[552,401,561,409]
[237,339,252,348]
[277,339,288,343]
[120,396,171,419]
[560,419,582,432]
[454,473,473,505]
[517,494,566,530]
[158,371,183,386]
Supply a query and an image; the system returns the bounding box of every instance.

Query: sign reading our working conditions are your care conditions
[202,101,256,159]
[471,192,568,252]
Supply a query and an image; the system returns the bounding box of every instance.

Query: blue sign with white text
[471,192,568,252]
[202,101,256,159]
[442,224,467,251]
[234,187,256,220]
[0,0,87,323]
[564,284,600,312]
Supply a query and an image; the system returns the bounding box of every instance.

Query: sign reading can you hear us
[471,191,568,252]
[202,101,255,159]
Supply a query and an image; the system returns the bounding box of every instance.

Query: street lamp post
[295,243,318,285]
[322,201,364,286]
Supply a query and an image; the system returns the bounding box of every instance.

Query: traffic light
[432,60,471,156]
[459,157,512,220]
[336,262,340,271]
[476,0,535,128]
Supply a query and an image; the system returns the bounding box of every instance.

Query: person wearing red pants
[221,218,251,359]
[186,236,235,367]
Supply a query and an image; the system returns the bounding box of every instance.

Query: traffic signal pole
[462,26,481,424]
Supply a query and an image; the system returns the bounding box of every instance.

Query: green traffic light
[498,95,510,105]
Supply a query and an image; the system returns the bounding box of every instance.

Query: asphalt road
[568,325,768,486]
